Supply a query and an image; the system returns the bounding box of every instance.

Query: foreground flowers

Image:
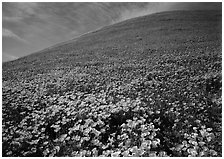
[2,50,221,156]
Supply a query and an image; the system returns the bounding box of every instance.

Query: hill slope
[3,10,221,80]
[2,10,222,157]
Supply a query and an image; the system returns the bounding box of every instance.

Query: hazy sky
[2,2,221,62]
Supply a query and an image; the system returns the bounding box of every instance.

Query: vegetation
[2,10,222,157]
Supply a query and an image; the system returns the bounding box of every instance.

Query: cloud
[15,2,37,15]
[114,2,222,23]
[168,2,222,11]
[2,16,23,22]
[2,28,27,43]
[2,52,18,62]
[2,2,38,19]
[114,3,169,22]
[2,2,222,61]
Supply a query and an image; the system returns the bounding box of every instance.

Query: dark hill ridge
[3,10,221,80]
[2,10,222,157]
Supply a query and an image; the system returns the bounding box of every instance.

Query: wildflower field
[2,10,222,157]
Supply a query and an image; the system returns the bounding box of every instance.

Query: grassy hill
[2,10,222,157]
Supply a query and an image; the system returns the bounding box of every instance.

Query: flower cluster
[173,125,218,157]
[2,41,221,156]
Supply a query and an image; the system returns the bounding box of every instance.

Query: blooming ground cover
[2,49,221,157]
[2,10,222,157]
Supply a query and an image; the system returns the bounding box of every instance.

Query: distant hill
[3,10,221,80]
[2,10,222,157]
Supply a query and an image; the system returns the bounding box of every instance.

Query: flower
[59,134,67,142]
[207,128,212,131]
[122,150,129,157]
[111,151,121,157]
[148,152,157,157]
[175,144,184,151]
[187,148,198,156]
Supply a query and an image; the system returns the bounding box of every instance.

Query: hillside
[2,10,222,157]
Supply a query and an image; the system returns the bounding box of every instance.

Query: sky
[2,2,221,62]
